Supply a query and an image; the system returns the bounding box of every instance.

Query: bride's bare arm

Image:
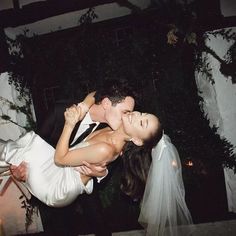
[54,92,115,166]
[54,106,114,166]
[55,140,114,166]
[54,105,79,164]
[82,91,96,109]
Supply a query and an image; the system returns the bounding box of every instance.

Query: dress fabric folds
[0,131,93,207]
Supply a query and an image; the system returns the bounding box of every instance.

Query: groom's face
[105,96,135,130]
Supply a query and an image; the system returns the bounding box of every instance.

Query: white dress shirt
[71,112,99,145]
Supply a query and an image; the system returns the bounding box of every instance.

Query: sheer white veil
[138,134,193,236]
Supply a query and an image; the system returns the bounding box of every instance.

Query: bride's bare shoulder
[87,127,111,140]
[91,142,116,160]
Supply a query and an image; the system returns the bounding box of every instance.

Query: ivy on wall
[1,33,36,132]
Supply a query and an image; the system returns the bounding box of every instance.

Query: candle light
[186,160,193,167]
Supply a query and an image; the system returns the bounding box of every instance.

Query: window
[113,27,133,47]
[43,86,59,110]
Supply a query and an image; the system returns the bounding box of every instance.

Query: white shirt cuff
[84,178,93,194]
[96,169,109,183]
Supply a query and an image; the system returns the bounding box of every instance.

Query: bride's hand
[64,105,81,128]
[83,91,96,107]
[76,91,96,120]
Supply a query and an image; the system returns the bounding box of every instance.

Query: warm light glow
[172,160,177,167]
[186,160,193,167]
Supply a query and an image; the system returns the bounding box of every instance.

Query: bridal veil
[139,134,193,236]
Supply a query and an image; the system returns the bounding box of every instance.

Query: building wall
[220,0,236,17]
[4,1,150,39]
[195,28,236,152]
[195,27,236,212]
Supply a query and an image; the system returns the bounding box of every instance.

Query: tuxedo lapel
[69,123,96,148]
[69,122,108,148]
[69,121,81,145]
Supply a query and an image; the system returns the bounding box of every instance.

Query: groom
[11,79,136,236]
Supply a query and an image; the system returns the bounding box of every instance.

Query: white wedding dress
[0,131,93,207]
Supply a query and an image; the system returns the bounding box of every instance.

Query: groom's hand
[74,161,108,178]
[10,161,28,181]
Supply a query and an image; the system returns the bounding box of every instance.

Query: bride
[0,93,162,208]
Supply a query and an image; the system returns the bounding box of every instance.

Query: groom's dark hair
[94,79,138,105]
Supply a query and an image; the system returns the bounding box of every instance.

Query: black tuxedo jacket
[37,100,77,147]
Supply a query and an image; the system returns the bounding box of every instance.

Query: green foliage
[1,114,11,120]
[20,194,39,232]
[3,32,36,132]
[194,29,236,84]
[79,7,98,25]
[0,94,36,131]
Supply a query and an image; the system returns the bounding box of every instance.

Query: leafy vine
[19,194,39,232]
[0,91,36,132]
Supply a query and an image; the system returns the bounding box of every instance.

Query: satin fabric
[0,131,93,207]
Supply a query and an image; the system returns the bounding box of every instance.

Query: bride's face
[122,111,159,145]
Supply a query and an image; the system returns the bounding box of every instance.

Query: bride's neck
[108,130,127,152]
[111,126,130,144]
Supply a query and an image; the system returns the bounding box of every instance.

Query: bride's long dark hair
[120,123,163,200]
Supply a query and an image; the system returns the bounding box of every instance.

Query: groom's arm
[76,161,108,183]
